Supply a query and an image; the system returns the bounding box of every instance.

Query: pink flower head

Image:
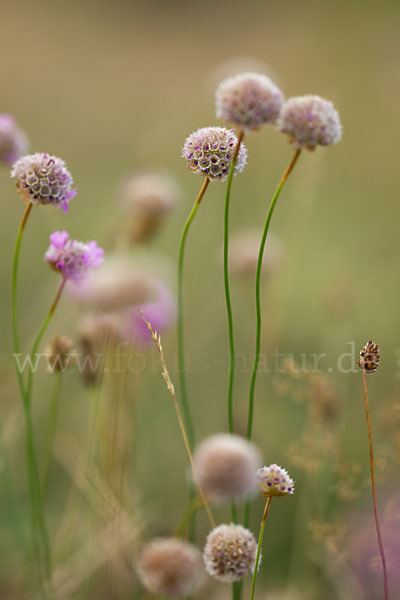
[0,114,28,166]
[128,280,176,346]
[11,152,76,212]
[45,231,104,281]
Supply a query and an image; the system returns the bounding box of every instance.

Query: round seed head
[193,434,261,503]
[216,72,284,130]
[11,152,76,212]
[257,464,295,497]
[182,127,247,181]
[358,340,380,373]
[137,538,204,597]
[203,523,257,582]
[0,114,28,165]
[44,334,76,374]
[45,231,104,281]
[278,95,342,150]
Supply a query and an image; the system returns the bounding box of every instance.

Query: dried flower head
[0,114,28,166]
[182,127,247,181]
[78,313,123,384]
[66,255,156,311]
[257,464,295,497]
[278,95,342,150]
[45,231,104,281]
[11,153,76,212]
[193,434,261,503]
[120,171,180,243]
[137,538,204,597]
[228,230,283,279]
[203,523,257,582]
[216,72,284,130]
[358,341,380,373]
[44,334,76,373]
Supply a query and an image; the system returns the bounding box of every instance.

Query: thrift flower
[11,153,76,212]
[45,231,104,280]
[203,523,257,582]
[182,127,247,181]
[0,114,28,165]
[257,464,295,497]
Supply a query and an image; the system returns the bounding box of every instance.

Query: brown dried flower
[358,341,380,373]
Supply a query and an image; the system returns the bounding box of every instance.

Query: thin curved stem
[362,371,389,600]
[26,278,66,408]
[42,372,63,496]
[250,496,272,600]
[246,147,301,443]
[177,176,210,450]
[224,129,244,435]
[12,202,32,401]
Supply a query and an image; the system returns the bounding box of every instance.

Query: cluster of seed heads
[358,341,380,373]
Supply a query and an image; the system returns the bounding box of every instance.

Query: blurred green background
[1,0,400,598]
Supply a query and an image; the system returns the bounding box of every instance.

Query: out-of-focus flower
[216,72,284,131]
[137,538,204,597]
[257,464,294,497]
[45,231,104,281]
[77,313,123,384]
[182,127,247,181]
[127,279,176,346]
[278,95,342,150]
[0,114,28,165]
[44,334,76,374]
[11,153,76,212]
[203,523,257,582]
[66,255,156,311]
[228,230,283,279]
[193,433,261,503]
[119,171,180,243]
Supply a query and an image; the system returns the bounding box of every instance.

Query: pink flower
[128,280,176,346]
[45,231,104,280]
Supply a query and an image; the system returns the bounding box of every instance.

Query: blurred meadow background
[1,0,400,598]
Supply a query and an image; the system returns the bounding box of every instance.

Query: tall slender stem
[362,371,389,600]
[42,372,63,495]
[177,176,210,450]
[250,496,272,600]
[12,202,32,400]
[224,129,244,435]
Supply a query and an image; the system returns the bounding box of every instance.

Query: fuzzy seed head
[358,341,380,373]
[193,434,261,503]
[203,523,257,582]
[44,334,76,374]
[45,231,104,281]
[0,114,28,166]
[137,538,204,597]
[78,313,123,384]
[182,127,247,181]
[278,95,342,150]
[216,72,284,130]
[257,464,295,497]
[11,153,76,212]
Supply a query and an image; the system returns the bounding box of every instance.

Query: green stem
[224,129,244,435]
[245,148,301,529]
[250,497,272,600]
[42,372,63,496]
[177,176,210,450]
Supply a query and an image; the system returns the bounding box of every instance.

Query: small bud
[193,433,261,503]
[182,127,247,181]
[137,538,204,597]
[278,95,342,150]
[358,341,380,374]
[216,72,284,131]
[44,334,76,374]
[257,464,295,497]
[203,523,257,582]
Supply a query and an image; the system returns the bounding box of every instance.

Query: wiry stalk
[362,371,389,600]
[250,496,272,600]
[177,176,210,450]
[245,148,301,529]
